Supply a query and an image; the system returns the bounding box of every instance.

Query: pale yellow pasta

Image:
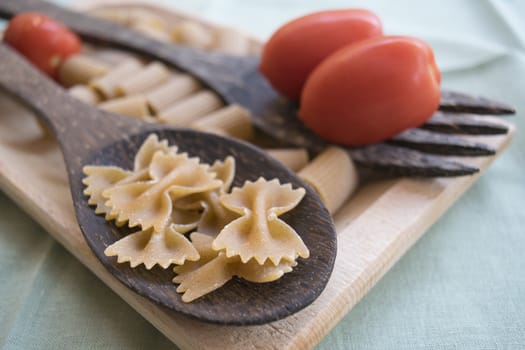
[83,134,175,221]
[213,178,309,265]
[98,95,150,119]
[173,233,297,302]
[266,148,309,172]
[127,9,168,31]
[83,134,309,301]
[146,74,201,115]
[191,105,253,140]
[116,62,171,96]
[172,20,214,49]
[68,85,101,105]
[174,157,238,236]
[90,59,143,99]
[58,54,110,88]
[89,49,142,67]
[103,151,222,232]
[83,166,133,217]
[158,91,223,126]
[133,134,176,171]
[233,257,297,283]
[175,253,232,302]
[89,8,131,25]
[104,225,200,269]
[213,27,251,55]
[131,22,171,42]
[142,115,158,124]
[299,146,358,214]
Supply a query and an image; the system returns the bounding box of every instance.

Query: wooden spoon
[0,43,337,326]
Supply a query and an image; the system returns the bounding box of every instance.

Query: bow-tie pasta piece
[133,133,177,171]
[104,150,222,232]
[232,257,297,283]
[175,253,233,302]
[213,178,309,265]
[175,156,238,237]
[210,156,235,191]
[83,133,176,222]
[83,166,131,216]
[83,167,149,224]
[170,206,201,233]
[173,232,299,302]
[104,224,199,269]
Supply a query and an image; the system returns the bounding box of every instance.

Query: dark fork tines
[0,0,516,178]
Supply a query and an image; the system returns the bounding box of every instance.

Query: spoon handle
[0,0,251,103]
[0,43,148,162]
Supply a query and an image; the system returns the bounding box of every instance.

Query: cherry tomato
[259,9,382,100]
[299,36,441,146]
[3,12,82,78]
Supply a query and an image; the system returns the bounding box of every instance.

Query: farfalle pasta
[213,178,309,265]
[83,134,309,301]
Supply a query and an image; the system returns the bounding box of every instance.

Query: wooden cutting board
[0,2,515,349]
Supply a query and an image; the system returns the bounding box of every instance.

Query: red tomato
[259,9,382,100]
[299,36,441,146]
[3,12,82,78]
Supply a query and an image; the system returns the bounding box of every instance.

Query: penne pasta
[213,27,251,55]
[191,105,253,140]
[98,95,150,119]
[298,147,358,214]
[89,59,143,99]
[158,91,223,126]
[266,148,309,172]
[172,20,214,50]
[130,22,172,42]
[116,62,171,96]
[266,148,308,172]
[89,8,131,25]
[127,9,167,30]
[146,74,201,114]
[68,85,101,105]
[89,49,142,68]
[58,54,110,87]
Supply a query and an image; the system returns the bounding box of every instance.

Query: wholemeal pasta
[213,26,251,55]
[98,95,150,119]
[191,104,253,140]
[116,62,171,96]
[68,85,101,105]
[65,10,362,301]
[266,148,310,172]
[146,74,202,114]
[213,178,309,265]
[172,20,214,49]
[131,22,172,42]
[159,90,223,126]
[58,54,110,87]
[90,59,143,99]
[83,134,309,301]
[298,146,358,214]
[103,151,222,232]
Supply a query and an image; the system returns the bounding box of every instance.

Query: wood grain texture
[0,2,516,349]
[0,43,336,326]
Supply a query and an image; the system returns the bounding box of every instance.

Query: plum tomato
[299,36,441,146]
[259,9,382,100]
[3,12,82,78]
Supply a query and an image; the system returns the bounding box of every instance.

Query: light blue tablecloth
[1,1,524,349]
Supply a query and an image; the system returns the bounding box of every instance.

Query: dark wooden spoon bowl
[0,43,337,326]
